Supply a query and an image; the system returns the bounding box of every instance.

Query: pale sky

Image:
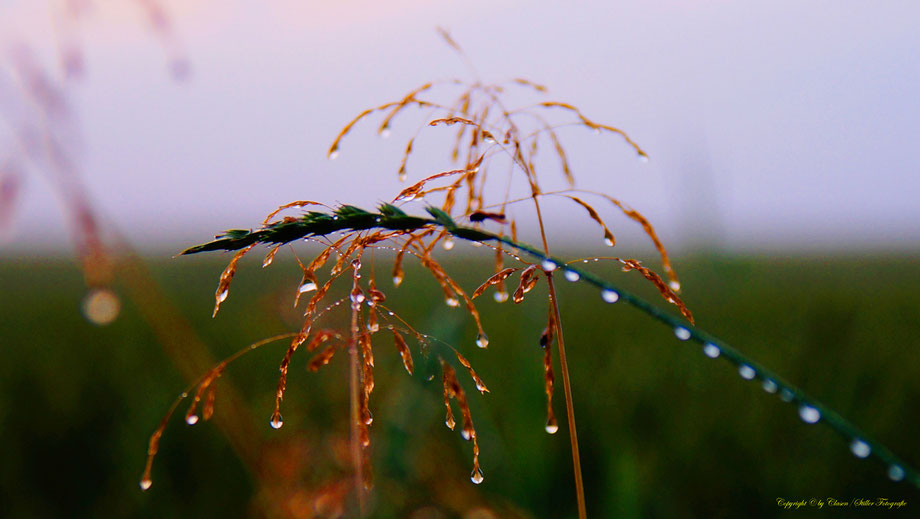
[2,0,919,253]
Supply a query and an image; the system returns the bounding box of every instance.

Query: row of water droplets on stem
[508,243,916,487]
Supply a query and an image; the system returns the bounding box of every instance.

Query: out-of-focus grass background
[1,252,918,518]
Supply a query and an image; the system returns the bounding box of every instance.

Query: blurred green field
[1,252,919,518]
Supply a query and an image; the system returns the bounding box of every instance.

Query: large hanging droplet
[888,465,905,482]
[139,478,152,491]
[798,405,820,424]
[849,439,871,459]
[761,379,778,393]
[476,333,489,348]
[493,290,509,303]
[564,269,580,282]
[703,343,720,358]
[601,289,620,303]
[738,365,756,380]
[541,259,558,272]
[82,288,121,325]
[470,467,484,484]
[674,327,691,341]
[270,412,284,429]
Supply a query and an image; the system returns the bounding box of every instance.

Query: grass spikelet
[511,78,548,92]
[212,244,255,317]
[394,158,483,203]
[512,264,539,304]
[391,330,414,375]
[307,342,339,372]
[261,200,325,225]
[262,245,281,268]
[397,138,414,182]
[618,259,693,324]
[306,329,336,352]
[598,195,680,290]
[328,108,374,159]
[378,82,435,135]
[454,350,489,393]
[566,196,615,247]
[471,267,519,299]
[536,101,647,158]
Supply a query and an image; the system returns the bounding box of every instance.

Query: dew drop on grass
[82,288,121,325]
[470,467,484,484]
[601,289,620,303]
[604,237,614,247]
[564,269,580,282]
[185,414,199,425]
[780,389,794,402]
[798,405,820,424]
[739,365,756,380]
[674,327,691,341]
[493,290,509,303]
[445,297,460,307]
[380,128,391,139]
[298,281,317,294]
[541,259,558,272]
[398,173,407,182]
[638,153,649,163]
[270,412,284,429]
[442,238,455,250]
[460,429,471,441]
[139,478,152,491]
[888,465,906,482]
[392,275,403,287]
[545,418,559,434]
[669,280,681,291]
[329,151,339,160]
[476,333,489,348]
[703,343,720,358]
[367,321,379,333]
[762,380,778,393]
[850,439,871,458]
[364,411,374,426]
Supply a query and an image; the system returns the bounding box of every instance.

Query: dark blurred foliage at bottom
[1,253,918,518]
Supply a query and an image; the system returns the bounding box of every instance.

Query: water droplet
[398,173,407,182]
[604,237,614,247]
[798,405,820,424]
[367,322,379,333]
[850,439,871,458]
[493,290,509,303]
[185,414,199,425]
[888,465,905,482]
[669,280,681,292]
[380,128,391,139]
[564,270,580,282]
[476,333,489,348]
[393,275,403,287]
[298,281,317,294]
[262,256,274,268]
[329,150,339,160]
[364,411,374,426]
[703,343,720,358]
[139,478,152,491]
[674,327,691,341]
[270,413,284,429]
[470,467,484,484]
[82,288,121,325]
[780,389,794,402]
[739,365,756,380]
[545,419,559,434]
[601,289,620,303]
[460,429,471,441]
[638,152,649,163]
[350,289,365,305]
[762,380,778,393]
[442,238,455,250]
[445,297,460,307]
[541,259,558,272]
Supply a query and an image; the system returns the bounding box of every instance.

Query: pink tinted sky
[2,0,919,253]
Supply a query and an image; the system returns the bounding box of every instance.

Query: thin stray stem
[529,191,587,519]
[348,298,366,516]
[547,274,587,519]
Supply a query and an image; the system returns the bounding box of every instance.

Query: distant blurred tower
[669,126,726,255]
